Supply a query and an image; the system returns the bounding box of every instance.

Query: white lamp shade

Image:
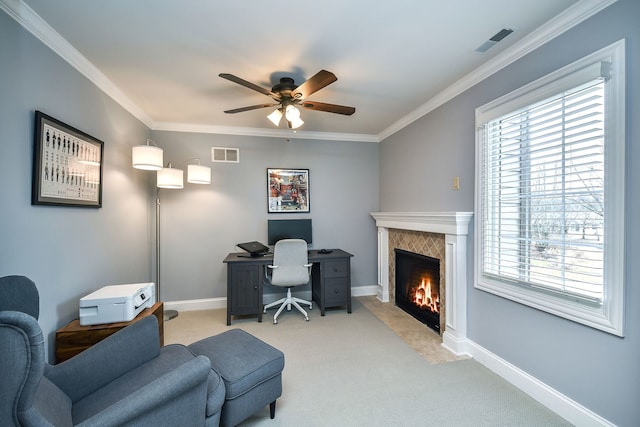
[289,116,304,129]
[285,105,304,129]
[267,108,283,126]
[157,167,184,189]
[285,105,300,120]
[132,145,163,170]
[187,164,211,184]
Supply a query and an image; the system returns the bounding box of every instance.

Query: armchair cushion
[26,377,72,427]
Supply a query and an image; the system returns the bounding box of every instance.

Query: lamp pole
[156,188,178,321]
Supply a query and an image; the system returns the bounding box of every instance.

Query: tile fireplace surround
[370,212,473,356]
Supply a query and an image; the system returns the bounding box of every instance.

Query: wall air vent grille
[475,27,515,53]
[212,147,239,163]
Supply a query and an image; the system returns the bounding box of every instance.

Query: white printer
[79,283,156,326]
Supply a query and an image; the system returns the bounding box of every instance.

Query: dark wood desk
[223,249,353,325]
[55,302,164,363]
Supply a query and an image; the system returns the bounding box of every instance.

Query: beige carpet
[164,297,571,427]
[166,295,463,365]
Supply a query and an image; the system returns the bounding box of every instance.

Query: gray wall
[149,131,379,301]
[0,10,153,360]
[379,1,639,425]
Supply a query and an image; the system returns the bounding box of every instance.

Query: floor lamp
[133,141,211,321]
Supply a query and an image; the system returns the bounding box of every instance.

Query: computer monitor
[267,219,312,245]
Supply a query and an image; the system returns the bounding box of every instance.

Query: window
[475,40,625,336]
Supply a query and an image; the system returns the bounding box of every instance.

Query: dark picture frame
[267,168,310,213]
[32,111,104,207]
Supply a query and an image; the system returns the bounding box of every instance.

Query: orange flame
[412,277,439,313]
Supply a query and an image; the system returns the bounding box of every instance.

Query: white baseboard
[351,285,379,297]
[441,331,471,357]
[163,286,379,313]
[467,340,614,427]
[163,297,226,312]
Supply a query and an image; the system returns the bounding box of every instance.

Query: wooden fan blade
[224,103,279,114]
[291,70,337,100]
[301,101,355,116]
[219,73,280,99]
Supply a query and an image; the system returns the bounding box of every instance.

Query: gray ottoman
[188,329,285,427]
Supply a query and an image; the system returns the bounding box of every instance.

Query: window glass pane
[482,79,605,304]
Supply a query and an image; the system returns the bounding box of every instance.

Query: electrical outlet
[453,176,460,190]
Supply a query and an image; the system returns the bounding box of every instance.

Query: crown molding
[152,121,379,143]
[377,0,618,142]
[3,0,615,142]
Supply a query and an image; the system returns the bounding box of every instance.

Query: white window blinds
[480,76,606,304]
[474,40,625,336]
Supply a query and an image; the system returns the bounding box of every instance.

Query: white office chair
[263,239,313,324]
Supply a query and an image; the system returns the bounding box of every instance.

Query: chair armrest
[75,355,211,427]
[265,264,278,282]
[45,316,161,402]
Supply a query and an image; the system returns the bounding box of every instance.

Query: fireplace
[371,211,472,355]
[395,248,441,333]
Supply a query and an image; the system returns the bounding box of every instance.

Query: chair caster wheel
[273,320,278,325]
[305,317,309,322]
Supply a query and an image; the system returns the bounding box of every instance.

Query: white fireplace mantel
[370,211,473,356]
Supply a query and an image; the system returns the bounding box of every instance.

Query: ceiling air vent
[475,27,515,53]
[211,147,239,163]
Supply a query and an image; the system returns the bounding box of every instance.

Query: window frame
[474,39,625,336]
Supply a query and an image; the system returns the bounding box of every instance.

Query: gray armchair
[0,275,225,427]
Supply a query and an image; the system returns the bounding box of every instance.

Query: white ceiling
[10,0,597,141]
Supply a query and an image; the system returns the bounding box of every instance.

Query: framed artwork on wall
[267,168,310,213]
[32,111,104,207]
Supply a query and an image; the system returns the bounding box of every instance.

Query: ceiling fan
[219,70,356,129]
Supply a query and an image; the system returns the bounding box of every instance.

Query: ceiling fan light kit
[219,69,355,130]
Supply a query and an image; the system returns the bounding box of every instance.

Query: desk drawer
[323,260,348,278]
[324,278,348,305]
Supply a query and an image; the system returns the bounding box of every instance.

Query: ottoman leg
[270,401,276,419]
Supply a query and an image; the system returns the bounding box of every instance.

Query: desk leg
[226,270,232,326]
[258,265,264,323]
[311,263,326,316]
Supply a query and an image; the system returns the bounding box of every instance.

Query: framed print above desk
[267,168,309,213]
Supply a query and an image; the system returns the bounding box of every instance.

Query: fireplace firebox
[395,248,440,333]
